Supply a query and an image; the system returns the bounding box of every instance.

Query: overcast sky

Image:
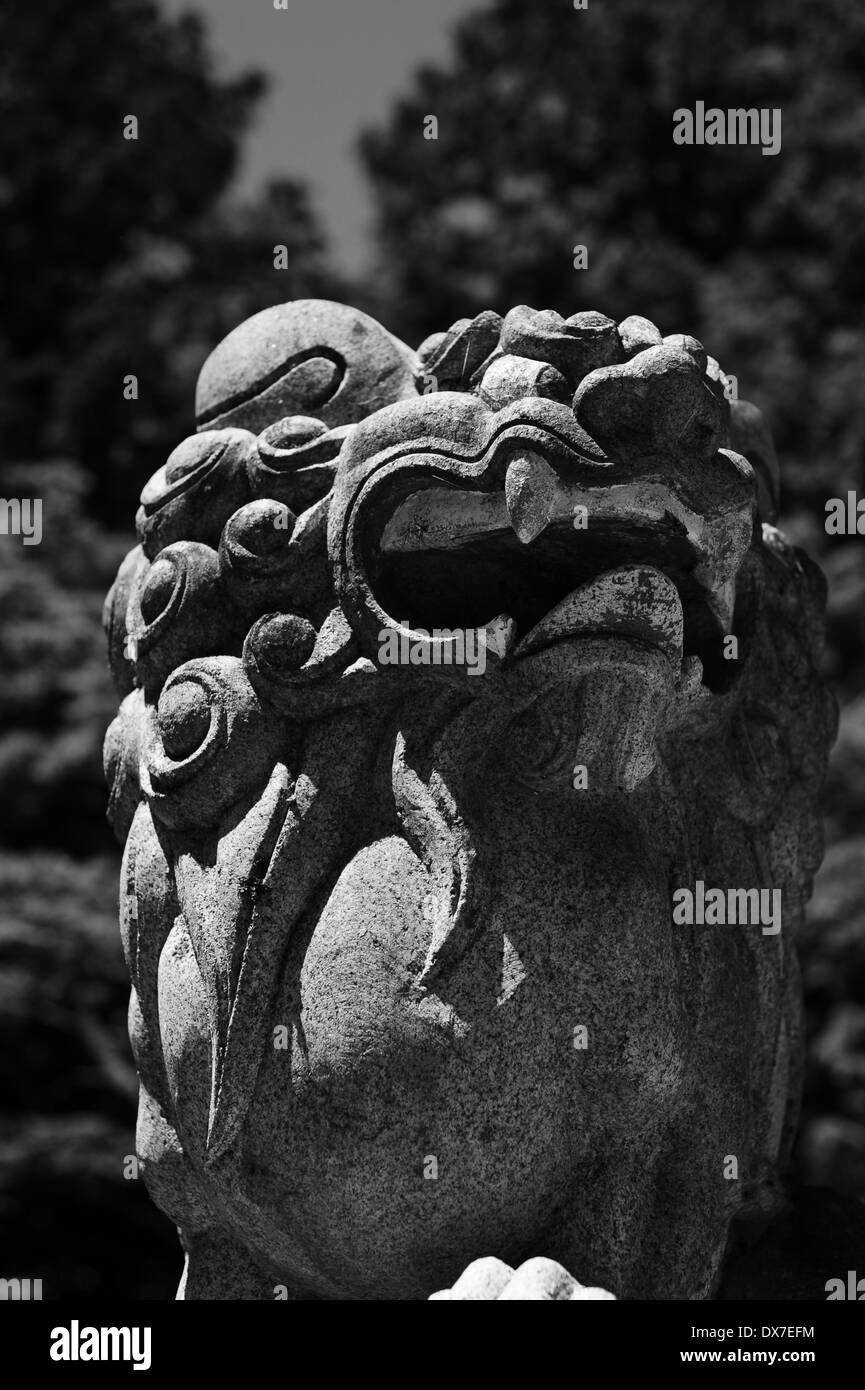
[162,0,477,272]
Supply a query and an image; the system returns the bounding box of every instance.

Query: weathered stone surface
[105,298,847,1301]
[572,344,725,467]
[429,1255,617,1300]
[417,310,502,391]
[479,354,570,411]
[618,314,663,357]
[440,1255,514,1300]
[663,332,708,373]
[136,428,255,560]
[496,1257,579,1300]
[501,305,623,386]
[194,299,417,434]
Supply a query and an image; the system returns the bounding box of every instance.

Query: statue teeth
[704,576,737,634]
[481,613,517,660]
[504,451,559,545]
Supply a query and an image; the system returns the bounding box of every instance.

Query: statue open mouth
[335,405,757,695]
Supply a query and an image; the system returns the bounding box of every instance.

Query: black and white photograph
[1,0,864,1362]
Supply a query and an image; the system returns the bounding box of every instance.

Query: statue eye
[260,415,328,453]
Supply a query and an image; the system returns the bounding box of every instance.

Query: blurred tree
[0,0,260,454]
[360,0,865,511]
[0,0,343,519]
[0,850,179,1297]
[54,176,344,520]
[0,462,126,852]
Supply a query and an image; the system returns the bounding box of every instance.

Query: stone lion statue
[104,300,858,1300]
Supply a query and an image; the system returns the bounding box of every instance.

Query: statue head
[104,300,836,1299]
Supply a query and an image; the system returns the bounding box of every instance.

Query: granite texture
[104,300,846,1300]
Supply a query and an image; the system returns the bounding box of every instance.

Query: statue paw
[429,1256,616,1301]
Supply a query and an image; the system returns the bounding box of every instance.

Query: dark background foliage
[1,0,863,1298]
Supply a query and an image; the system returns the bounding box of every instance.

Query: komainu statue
[104,300,857,1300]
